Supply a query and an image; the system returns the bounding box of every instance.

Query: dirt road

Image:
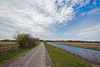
[5,42,50,67]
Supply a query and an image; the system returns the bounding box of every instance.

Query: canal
[48,43,100,64]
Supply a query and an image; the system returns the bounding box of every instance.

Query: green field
[50,42,100,50]
[45,43,92,67]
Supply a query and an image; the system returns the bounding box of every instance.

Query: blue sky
[0,0,100,41]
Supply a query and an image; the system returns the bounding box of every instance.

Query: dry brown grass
[0,42,19,53]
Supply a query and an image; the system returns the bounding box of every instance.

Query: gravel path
[5,42,50,67]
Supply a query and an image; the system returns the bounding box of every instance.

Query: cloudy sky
[0,0,100,41]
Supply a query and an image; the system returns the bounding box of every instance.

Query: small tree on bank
[14,33,30,47]
[13,32,39,48]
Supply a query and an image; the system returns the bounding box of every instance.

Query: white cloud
[62,18,100,41]
[0,0,91,40]
[65,0,90,7]
[77,24,100,41]
[88,8,100,15]
[92,0,96,5]
[77,24,100,36]
[81,13,86,16]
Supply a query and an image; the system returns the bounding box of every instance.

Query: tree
[13,32,30,47]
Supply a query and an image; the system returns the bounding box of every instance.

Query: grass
[51,42,100,51]
[0,44,37,67]
[45,43,92,67]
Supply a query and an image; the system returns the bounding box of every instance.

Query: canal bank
[48,43,100,65]
[45,43,93,67]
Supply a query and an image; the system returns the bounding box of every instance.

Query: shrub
[26,38,39,46]
[13,32,30,47]
[13,32,39,47]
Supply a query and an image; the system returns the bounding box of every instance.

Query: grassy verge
[51,42,100,51]
[45,43,92,67]
[0,45,37,67]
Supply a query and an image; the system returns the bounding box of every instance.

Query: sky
[0,0,100,41]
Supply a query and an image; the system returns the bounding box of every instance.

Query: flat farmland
[50,42,100,50]
[0,42,19,53]
[0,42,16,45]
